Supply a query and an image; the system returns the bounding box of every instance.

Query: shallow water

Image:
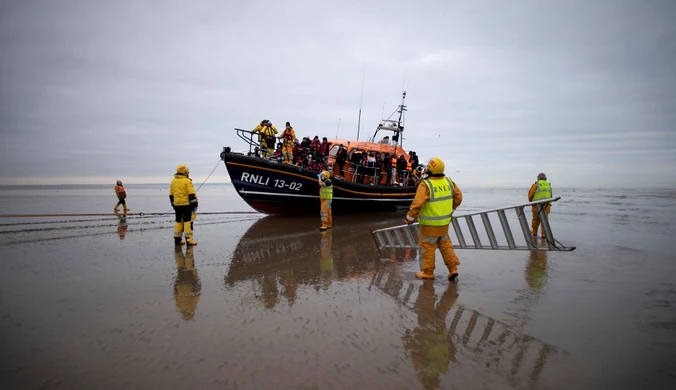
[1,185,675,389]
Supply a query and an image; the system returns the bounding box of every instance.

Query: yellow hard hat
[321,170,330,180]
[176,164,189,175]
[426,157,445,175]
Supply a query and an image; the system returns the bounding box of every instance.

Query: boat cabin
[326,140,414,185]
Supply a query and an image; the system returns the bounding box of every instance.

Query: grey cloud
[1,0,675,187]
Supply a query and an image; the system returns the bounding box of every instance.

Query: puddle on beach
[2,209,676,389]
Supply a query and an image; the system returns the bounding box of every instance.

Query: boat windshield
[328,145,340,158]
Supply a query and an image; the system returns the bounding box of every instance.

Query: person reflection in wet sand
[403,281,459,389]
[115,210,128,240]
[173,247,201,321]
[526,248,549,292]
[281,269,298,306]
[260,272,280,309]
[319,230,334,290]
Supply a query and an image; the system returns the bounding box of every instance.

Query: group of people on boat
[251,120,423,186]
[341,148,421,186]
[252,120,332,171]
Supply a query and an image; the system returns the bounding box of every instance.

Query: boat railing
[234,128,264,157]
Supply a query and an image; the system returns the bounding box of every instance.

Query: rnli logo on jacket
[433,184,450,193]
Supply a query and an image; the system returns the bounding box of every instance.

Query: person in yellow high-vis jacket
[252,120,267,156]
[280,122,296,164]
[318,170,333,231]
[260,121,278,158]
[528,173,552,238]
[170,164,198,246]
[405,157,463,281]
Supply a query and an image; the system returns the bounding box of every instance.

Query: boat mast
[396,91,407,149]
[370,90,407,151]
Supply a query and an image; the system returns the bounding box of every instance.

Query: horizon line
[0,183,674,191]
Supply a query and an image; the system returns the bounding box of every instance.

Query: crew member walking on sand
[170,165,198,246]
[114,180,129,212]
[405,157,463,281]
[318,170,333,231]
[528,172,553,238]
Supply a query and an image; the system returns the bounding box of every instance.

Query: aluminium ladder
[371,197,576,256]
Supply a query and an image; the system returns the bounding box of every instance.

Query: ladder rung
[452,218,467,248]
[393,228,406,248]
[497,210,516,249]
[481,213,499,249]
[465,215,482,248]
[516,206,536,249]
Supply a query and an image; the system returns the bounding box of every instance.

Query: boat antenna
[356,64,366,141]
[398,72,406,148]
[335,118,341,139]
[397,90,407,149]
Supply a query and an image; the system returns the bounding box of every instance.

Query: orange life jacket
[116,185,126,197]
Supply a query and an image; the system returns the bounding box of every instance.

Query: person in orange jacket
[405,157,463,280]
[114,180,129,212]
[280,122,296,164]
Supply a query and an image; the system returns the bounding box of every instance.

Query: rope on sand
[1,216,263,245]
[0,211,260,218]
[1,158,249,221]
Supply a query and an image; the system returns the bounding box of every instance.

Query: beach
[1,184,675,389]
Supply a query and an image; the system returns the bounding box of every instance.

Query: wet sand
[2,187,676,389]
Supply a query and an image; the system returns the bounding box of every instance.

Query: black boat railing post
[234,128,265,157]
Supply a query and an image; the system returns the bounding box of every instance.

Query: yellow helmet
[176,164,189,175]
[426,157,445,175]
[320,170,330,180]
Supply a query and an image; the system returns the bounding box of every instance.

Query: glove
[317,173,322,179]
[193,206,198,213]
[405,215,415,225]
[170,202,175,209]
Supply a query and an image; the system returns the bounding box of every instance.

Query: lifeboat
[220,92,423,215]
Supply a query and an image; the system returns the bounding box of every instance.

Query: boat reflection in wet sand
[220,92,420,215]
[225,214,402,306]
[225,215,562,388]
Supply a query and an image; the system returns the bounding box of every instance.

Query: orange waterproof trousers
[419,234,460,276]
[282,144,293,164]
[320,199,332,229]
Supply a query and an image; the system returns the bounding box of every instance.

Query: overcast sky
[1,0,674,188]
